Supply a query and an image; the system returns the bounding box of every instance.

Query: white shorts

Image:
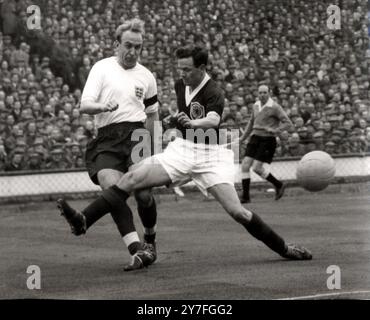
[152,138,235,195]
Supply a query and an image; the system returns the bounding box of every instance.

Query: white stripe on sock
[122,232,140,248]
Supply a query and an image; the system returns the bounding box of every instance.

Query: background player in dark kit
[239,85,294,203]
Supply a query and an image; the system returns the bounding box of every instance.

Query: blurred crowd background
[0,0,370,172]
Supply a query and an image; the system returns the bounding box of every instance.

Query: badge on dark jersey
[189,102,205,119]
[135,86,144,100]
[174,78,224,145]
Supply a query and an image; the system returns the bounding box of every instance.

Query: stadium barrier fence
[0,153,369,204]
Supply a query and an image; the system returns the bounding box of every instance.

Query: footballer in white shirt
[57,19,158,271]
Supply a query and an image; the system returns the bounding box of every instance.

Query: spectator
[287,133,306,156]
[74,156,85,168]
[1,0,17,36]
[46,148,70,170]
[77,56,91,88]
[26,152,45,170]
[5,150,24,171]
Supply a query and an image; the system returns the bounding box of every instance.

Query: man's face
[359,119,366,129]
[71,146,80,155]
[28,123,36,133]
[323,122,331,131]
[177,57,203,88]
[117,30,143,69]
[7,115,14,125]
[12,154,22,164]
[343,121,352,131]
[30,156,40,165]
[52,153,62,162]
[295,117,304,128]
[258,86,269,104]
[51,129,60,140]
[289,134,300,145]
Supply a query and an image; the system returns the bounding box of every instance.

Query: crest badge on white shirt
[135,86,144,100]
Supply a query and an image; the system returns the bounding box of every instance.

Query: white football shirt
[81,56,158,128]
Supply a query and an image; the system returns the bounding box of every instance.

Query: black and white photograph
[0,0,369,309]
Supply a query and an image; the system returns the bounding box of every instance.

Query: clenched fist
[103,100,119,112]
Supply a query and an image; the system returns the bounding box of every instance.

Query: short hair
[175,46,208,68]
[115,18,145,42]
[258,84,269,92]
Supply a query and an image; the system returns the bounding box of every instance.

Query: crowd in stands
[0,0,370,172]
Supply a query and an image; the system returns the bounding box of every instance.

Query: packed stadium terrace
[0,0,369,172]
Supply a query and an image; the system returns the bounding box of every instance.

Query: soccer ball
[296,151,336,192]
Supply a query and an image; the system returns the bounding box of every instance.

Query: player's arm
[178,111,220,129]
[80,100,119,115]
[145,109,159,137]
[178,90,224,129]
[275,105,294,134]
[145,109,161,155]
[144,72,160,134]
[79,62,118,115]
[144,73,160,151]
[239,112,254,143]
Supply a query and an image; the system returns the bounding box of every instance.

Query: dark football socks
[110,205,136,239]
[83,186,142,254]
[82,185,130,229]
[266,173,283,189]
[241,178,251,200]
[82,196,111,229]
[137,196,157,244]
[243,212,287,256]
[101,185,135,234]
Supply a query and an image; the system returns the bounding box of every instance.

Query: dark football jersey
[174,78,224,144]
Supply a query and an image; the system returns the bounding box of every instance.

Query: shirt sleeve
[275,104,294,131]
[80,62,103,103]
[275,104,292,123]
[144,72,159,114]
[205,90,224,117]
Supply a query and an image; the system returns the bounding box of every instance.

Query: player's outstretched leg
[282,243,312,260]
[94,160,175,269]
[57,191,115,235]
[208,184,312,260]
[57,198,87,235]
[57,193,156,271]
[244,212,312,260]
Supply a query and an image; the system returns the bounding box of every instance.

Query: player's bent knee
[98,173,121,190]
[241,159,252,172]
[134,189,152,206]
[252,164,268,178]
[252,168,261,176]
[241,162,251,172]
[118,171,141,189]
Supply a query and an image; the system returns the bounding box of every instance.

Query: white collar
[256,97,274,111]
[185,73,210,106]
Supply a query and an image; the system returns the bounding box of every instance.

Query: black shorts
[244,135,277,164]
[85,122,150,185]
